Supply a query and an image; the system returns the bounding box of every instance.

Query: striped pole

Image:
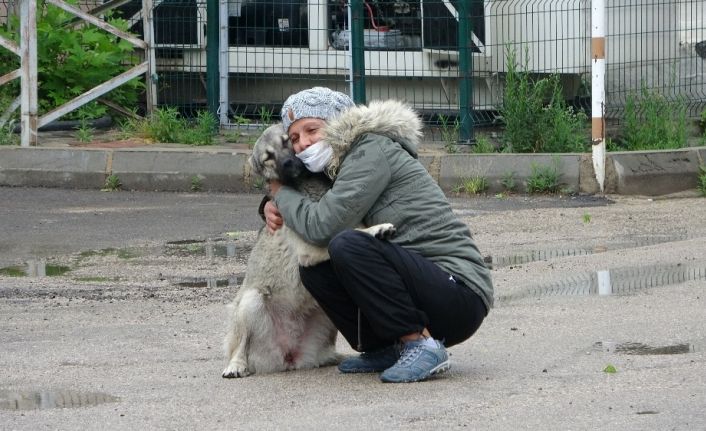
[591,0,606,192]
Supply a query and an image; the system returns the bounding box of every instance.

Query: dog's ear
[280,134,290,149]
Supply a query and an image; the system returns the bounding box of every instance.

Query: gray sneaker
[338,344,401,373]
[379,338,450,383]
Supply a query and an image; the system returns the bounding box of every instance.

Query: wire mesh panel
[606,0,706,119]
[0,0,21,123]
[225,0,349,122]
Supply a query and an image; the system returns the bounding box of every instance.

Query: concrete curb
[1,145,704,196]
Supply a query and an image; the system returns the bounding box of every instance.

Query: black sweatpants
[299,229,487,352]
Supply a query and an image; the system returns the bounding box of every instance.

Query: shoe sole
[379,359,451,383]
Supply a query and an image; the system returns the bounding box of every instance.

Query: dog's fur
[222,124,394,378]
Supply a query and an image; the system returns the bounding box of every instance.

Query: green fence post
[206,0,220,117]
[350,0,366,104]
[458,0,474,143]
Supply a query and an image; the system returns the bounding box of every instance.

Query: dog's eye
[280,134,290,149]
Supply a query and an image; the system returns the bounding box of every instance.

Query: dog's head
[248,123,309,186]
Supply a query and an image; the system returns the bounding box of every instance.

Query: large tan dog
[222,124,395,378]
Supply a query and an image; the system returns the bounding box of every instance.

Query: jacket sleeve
[273,137,391,246]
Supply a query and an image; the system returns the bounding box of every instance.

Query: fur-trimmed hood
[323,100,423,178]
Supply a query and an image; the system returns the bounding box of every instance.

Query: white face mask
[295,141,333,173]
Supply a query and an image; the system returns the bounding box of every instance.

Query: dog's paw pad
[373,223,396,240]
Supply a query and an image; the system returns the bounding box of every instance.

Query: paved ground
[1,187,705,430]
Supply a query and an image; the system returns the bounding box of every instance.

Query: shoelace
[396,343,425,366]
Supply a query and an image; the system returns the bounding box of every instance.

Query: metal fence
[2,0,705,137]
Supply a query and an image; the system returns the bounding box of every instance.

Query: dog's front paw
[222,363,252,378]
[369,223,396,240]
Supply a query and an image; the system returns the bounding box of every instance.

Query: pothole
[0,390,119,410]
[498,263,706,302]
[594,341,693,355]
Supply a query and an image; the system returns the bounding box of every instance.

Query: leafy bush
[0,0,142,120]
[501,46,588,153]
[621,86,687,150]
[699,165,706,197]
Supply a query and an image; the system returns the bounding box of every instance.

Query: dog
[222,124,395,378]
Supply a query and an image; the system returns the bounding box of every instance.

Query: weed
[454,176,488,195]
[75,117,94,143]
[500,171,516,192]
[603,364,617,374]
[190,175,203,192]
[698,165,706,197]
[118,108,218,145]
[526,160,562,194]
[252,177,265,190]
[501,46,588,153]
[438,114,460,153]
[583,212,592,224]
[473,135,496,153]
[181,111,218,146]
[102,174,122,192]
[0,266,26,276]
[0,120,18,146]
[622,85,686,150]
[45,265,71,276]
[258,106,273,126]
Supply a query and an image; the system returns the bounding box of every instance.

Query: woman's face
[288,118,326,154]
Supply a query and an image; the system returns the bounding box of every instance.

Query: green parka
[274,100,494,311]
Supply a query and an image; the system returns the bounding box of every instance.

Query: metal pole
[142,0,158,114]
[218,0,229,125]
[457,0,473,144]
[206,0,220,117]
[591,0,606,192]
[19,0,38,147]
[350,0,365,103]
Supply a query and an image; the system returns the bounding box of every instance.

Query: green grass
[119,107,218,146]
[0,266,26,276]
[438,114,460,154]
[454,176,489,195]
[473,135,496,153]
[102,174,122,192]
[621,85,687,150]
[698,165,706,197]
[526,161,562,194]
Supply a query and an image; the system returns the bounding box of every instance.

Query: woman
[264,87,493,383]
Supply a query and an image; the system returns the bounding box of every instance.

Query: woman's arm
[273,138,391,245]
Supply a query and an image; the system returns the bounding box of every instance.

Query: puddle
[488,233,690,269]
[0,390,119,411]
[498,263,706,302]
[173,274,242,288]
[78,248,140,260]
[165,239,240,259]
[594,341,693,355]
[0,262,71,277]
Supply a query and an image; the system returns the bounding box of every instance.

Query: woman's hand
[264,200,283,234]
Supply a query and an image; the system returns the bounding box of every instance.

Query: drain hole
[0,390,119,410]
